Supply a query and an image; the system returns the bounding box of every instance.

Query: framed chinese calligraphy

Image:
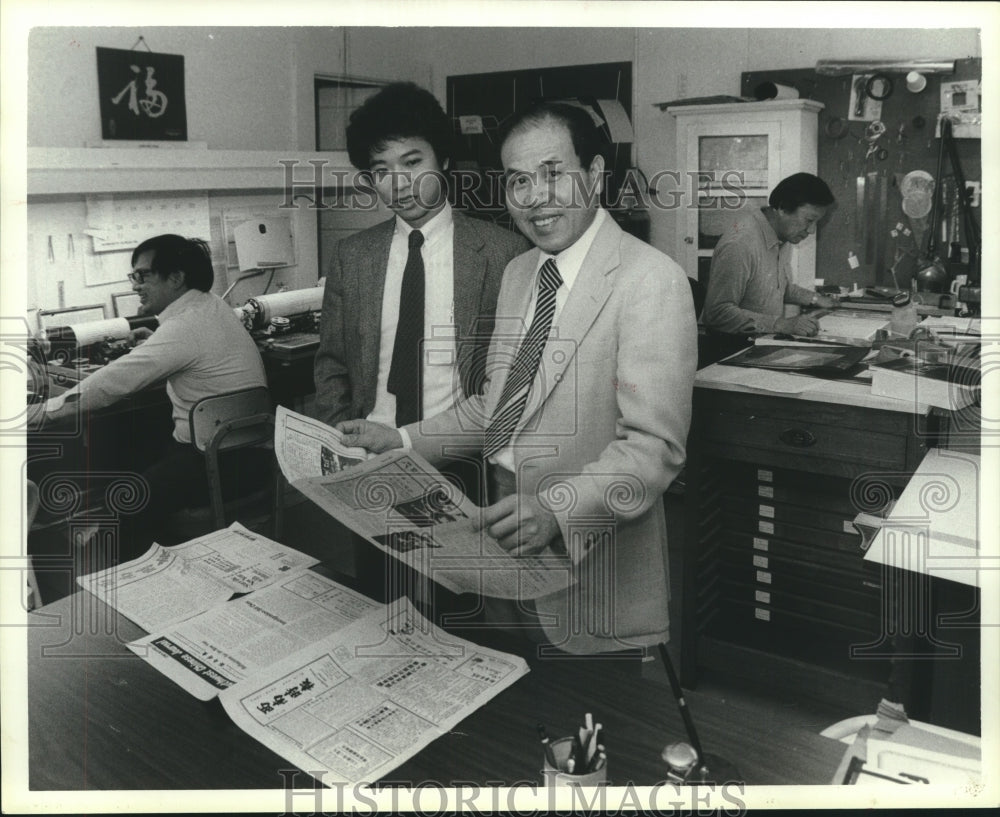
[96,46,187,141]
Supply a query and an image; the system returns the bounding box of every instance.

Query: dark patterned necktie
[483,258,563,458]
[387,229,424,426]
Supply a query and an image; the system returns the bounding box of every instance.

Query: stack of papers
[918,315,981,336]
[864,449,980,587]
[869,355,980,410]
[815,314,890,343]
[838,718,981,786]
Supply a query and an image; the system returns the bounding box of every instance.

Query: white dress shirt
[44,289,266,444]
[367,204,458,427]
[491,207,608,472]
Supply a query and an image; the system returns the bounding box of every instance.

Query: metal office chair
[168,386,284,540]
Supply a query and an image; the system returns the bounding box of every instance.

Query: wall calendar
[85,192,211,254]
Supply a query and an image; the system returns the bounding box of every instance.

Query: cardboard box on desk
[869,355,980,410]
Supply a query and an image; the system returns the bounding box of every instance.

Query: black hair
[345,82,453,172]
[498,101,605,169]
[131,234,214,292]
[769,172,835,212]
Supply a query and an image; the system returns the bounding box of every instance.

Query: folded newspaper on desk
[127,570,383,700]
[275,406,571,600]
[77,522,321,633]
[219,598,528,787]
[129,579,528,785]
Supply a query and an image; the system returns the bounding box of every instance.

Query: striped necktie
[483,258,563,459]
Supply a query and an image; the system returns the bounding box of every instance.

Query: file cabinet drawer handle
[779,428,817,447]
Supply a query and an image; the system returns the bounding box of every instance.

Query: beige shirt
[702,207,814,334]
[45,289,266,443]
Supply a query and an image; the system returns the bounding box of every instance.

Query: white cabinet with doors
[667,100,823,289]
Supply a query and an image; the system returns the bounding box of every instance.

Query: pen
[658,643,705,767]
[537,723,558,769]
[585,723,602,768]
[569,727,587,772]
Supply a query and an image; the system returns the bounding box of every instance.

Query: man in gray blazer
[314,83,528,458]
[339,102,697,660]
[313,84,526,611]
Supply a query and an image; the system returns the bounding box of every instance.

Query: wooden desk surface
[27,584,846,791]
[695,361,931,415]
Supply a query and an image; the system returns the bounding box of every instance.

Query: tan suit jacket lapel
[514,215,618,434]
[485,251,538,415]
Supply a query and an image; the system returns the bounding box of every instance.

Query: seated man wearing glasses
[41,234,267,558]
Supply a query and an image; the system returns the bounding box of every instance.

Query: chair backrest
[189,386,272,453]
[687,275,706,320]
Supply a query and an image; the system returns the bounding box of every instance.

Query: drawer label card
[758,485,775,499]
[752,537,769,551]
[756,570,772,584]
[753,554,769,569]
[755,590,771,604]
[759,504,775,518]
[759,520,775,534]
[758,469,773,482]
[755,607,771,622]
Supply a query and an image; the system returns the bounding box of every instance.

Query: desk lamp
[917,118,980,313]
[224,217,295,302]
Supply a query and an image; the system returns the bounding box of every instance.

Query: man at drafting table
[701,172,839,343]
[39,234,267,559]
[338,102,697,661]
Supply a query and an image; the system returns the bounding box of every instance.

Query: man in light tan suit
[339,102,697,659]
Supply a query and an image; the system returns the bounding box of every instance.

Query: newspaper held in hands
[275,408,570,600]
[219,598,529,786]
[275,404,372,484]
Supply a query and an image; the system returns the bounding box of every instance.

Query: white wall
[348,26,980,259]
[24,25,983,313]
[26,27,351,315]
[29,27,305,149]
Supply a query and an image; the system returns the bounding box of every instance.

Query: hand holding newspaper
[275,407,570,600]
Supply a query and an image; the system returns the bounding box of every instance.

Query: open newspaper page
[275,404,371,484]
[76,522,320,632]
[219,599,528,786]
[290,448,570,600]
[128,571,383,701]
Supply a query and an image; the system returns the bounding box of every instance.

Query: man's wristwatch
[809,293,819,306]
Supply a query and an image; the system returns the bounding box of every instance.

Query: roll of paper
[68,317,131,347]
[250,288,324,326]
[753,82,799,101]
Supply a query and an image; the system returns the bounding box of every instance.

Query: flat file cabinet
[681,379,940,711]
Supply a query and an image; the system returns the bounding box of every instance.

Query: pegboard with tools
[741,58,981,292]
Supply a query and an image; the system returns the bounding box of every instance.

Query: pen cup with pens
[539,717,607,786]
